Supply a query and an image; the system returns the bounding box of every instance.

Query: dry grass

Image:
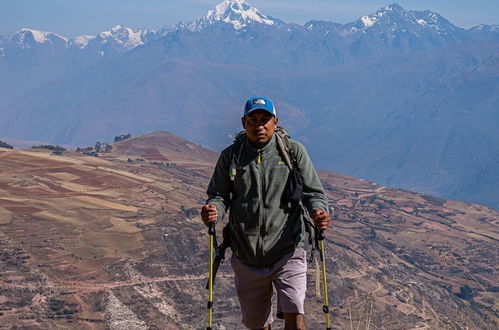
[79,231,144,257]
[105,217,142,234]
[97,166,154,183]
[47,172,82,181]
[37,210,83,226]
[74,196,138,212]
[0,208,12,224]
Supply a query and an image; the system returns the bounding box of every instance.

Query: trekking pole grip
[208,223,215,235]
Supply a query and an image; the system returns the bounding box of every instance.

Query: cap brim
[245,107,276,116]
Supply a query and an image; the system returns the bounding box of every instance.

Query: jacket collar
[245,133,277,155]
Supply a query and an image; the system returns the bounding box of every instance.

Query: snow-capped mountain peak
[357,3,407,28]
[381,3,405,13]
[348,3,461,36]
[197,0,275,30]
[21,28,50,43]
[97,25,146,50]
[14,28,68,47]
[20,28,69,43]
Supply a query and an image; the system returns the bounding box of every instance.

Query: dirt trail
[0,273,234,293]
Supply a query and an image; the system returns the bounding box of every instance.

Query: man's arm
[293,141,328,211]
[293,141,331,230]
[202,148,232,225]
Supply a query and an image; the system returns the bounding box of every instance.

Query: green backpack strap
[275,126,297,171]
[275,127,321,262]
[229,130,246,181]
[275,132,293,171]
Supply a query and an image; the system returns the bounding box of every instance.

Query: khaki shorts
[230,248,307,329]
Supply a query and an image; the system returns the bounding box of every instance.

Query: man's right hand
[201,204,218,226]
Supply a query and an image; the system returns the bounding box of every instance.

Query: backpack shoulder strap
[229,130,246,181]
[275,127,297,171]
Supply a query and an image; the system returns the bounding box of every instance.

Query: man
[201,96,330,330]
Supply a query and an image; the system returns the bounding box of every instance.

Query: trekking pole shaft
[207,224,214,330]
[319,231,331,330]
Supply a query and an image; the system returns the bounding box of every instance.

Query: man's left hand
[312,209,330,231]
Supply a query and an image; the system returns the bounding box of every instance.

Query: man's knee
[283,312,306,330]
[251,325,271,330]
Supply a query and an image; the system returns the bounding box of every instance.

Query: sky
[1,0,498,37]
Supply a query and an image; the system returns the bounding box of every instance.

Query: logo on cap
[253,99,266,105]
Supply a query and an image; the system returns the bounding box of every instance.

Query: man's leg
[253,325,272,330]
[283,313,306,330]
[273,248,308,330]
[231,254,274,329]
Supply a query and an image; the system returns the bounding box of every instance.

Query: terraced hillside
[0,132,497,329]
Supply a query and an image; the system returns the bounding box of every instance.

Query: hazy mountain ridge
[0,1,492,68]
[0,131,497,328]
[0,0,494,96]
[468,24,499,41]
[1,0,498,209]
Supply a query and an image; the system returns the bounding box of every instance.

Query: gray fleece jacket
[206,133,328,267]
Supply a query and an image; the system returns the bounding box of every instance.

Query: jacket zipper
[257,149,266,261]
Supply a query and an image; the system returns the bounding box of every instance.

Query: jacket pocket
[232,201,259,234]
[267,165,289,206]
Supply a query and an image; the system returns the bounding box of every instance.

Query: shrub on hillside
[0,141,13,149]
[95,141,112,153]
[114,133,131,142]
[32,145,66,154]
[456,285,473,300]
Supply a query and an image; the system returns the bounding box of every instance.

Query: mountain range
[0,0,498,209]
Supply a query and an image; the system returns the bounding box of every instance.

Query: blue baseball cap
[244,96,276,116]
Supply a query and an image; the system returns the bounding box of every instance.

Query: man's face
[242,109,278,146]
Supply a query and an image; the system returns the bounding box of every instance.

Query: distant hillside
[111,131,218,164]
[0,131,497,329]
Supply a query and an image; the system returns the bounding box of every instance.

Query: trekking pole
[207,223,215,330]
[318,230,331,330]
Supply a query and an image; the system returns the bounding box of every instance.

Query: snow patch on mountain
[350,4,403,31]
[360,16,376,27]
[357,4,402,28]
[72,35,96,49]
[25,29,48,43]
[98,25,146,49]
